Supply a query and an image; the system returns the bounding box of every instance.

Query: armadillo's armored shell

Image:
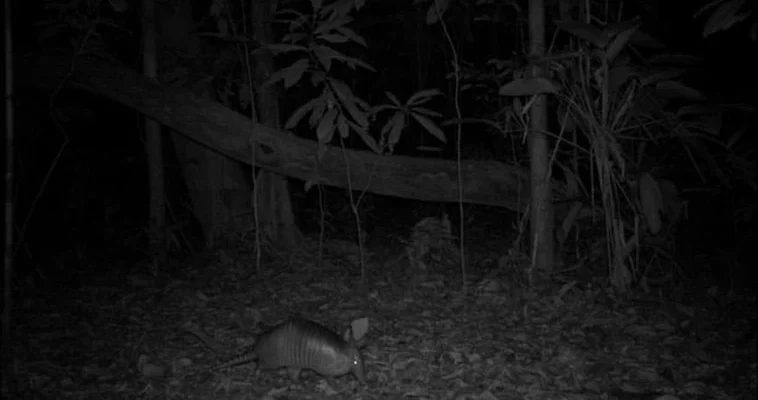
[254,318,366,384]
[209,345,257,371]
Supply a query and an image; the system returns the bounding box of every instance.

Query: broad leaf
[407,89,443,106]
[331,79,369,128]
[639,69,687,87]
[385,91,403,107]
[655,81,707,102]
[265,58,309,89]
[411,113,446,144]
[317,108,339,143]
[319,34,350,44]
[334,26,367,47]
[313,44,374,72]
[311,69,327,86]
[309,97,328,127]
[285,97,321,130]
[352,124,380,154]
[108,0,128,12]
[337,115,350,138]
[314,45,335,72]
[410,106,442,118]
[266,43,308,54]
[701,0,749,37]
[281,32,309,44]
[372,104,398,114]
[315,18,351,35]
[386,112,406,153]
[605,21,640,64]
[694,0,729,18]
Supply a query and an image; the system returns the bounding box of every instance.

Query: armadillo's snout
[352,355,366,384]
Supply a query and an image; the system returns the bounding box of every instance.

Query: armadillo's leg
[325,376,338,390]
[287,367,301,381]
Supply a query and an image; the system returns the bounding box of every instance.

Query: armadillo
[208,318,366,386]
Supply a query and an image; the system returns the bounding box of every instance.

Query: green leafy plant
[264,1,375,156]
[267,0,445,157]
[696,0,757,40]
[551,17,754,288]
[36,0,129,54]
[449,3,755,289]
[371,90,446,154]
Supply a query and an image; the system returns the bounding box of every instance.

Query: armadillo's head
[346,346,366,384]
[341,323,367,384]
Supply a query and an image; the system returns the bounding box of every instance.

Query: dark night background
[11,0,757,287]
[5,0,757,398]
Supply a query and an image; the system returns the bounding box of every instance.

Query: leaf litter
[7,231,756,400]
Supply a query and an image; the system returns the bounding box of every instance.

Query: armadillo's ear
[344,317,370,348]
[349,317,369,341]
[343,327,367,348]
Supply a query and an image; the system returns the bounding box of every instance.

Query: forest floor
[6,207,756,400]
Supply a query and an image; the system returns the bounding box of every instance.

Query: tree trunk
[155,0,253,246]
[249,0,301,249]
[527,0,554,280]
[141,0,167,259]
